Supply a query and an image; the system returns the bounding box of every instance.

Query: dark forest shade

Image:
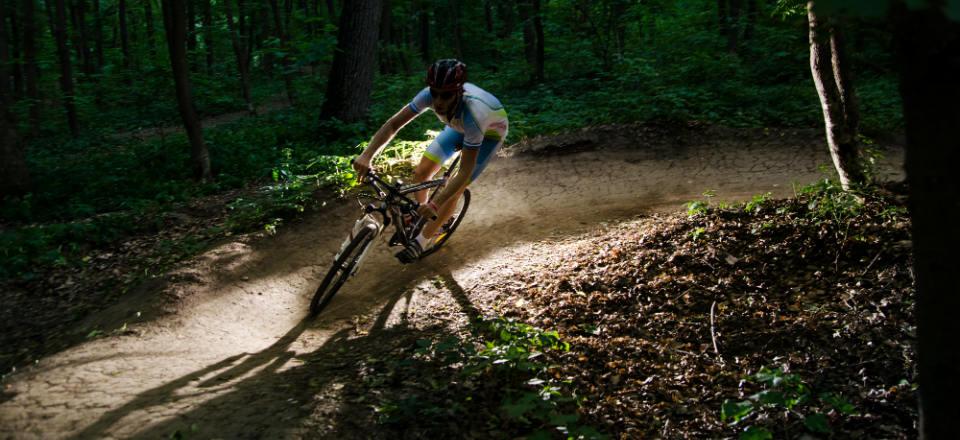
[895,6,960,439]
[320,0,382,123]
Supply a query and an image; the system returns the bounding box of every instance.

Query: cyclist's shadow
[67,269,487,439]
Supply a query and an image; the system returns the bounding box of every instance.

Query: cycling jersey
[408,82,509,149]
[408,82,509,182]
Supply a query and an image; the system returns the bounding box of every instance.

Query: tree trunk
[533,0,544,82]
[378,0,392,74]
[718,0,727,37]
[202,0,212,72]
[119,0,129,68]
[451,0,463,59]
[325,0,334,18]
[743,0,756,42]
[726,0,740,53]
[268,0,295,105]
[517,0,535,66]
[145,0,156,56]
[258,3,273,74]
[830,23,859,137]
[161,0,211,181]
[224,0,253,113]
[0,5,29,196]
[0,78,30,197]
[92,0,103,70]
[54,0,79,135]
[22,0,40,136]
[807,1,863,190]
[320,0,381,123]
[484,0,493,33]
[186,0,197,71]
[418,0,428,63]
[7,4,25,98]
[495,0,514,39]
[895,7,960,440]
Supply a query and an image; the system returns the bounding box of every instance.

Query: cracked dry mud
[0,126,904,439]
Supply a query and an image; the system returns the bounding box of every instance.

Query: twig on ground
[860,249,884,277]
[710,301,721,357]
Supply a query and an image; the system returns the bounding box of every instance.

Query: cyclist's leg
[421,136,502,239]
[415,127,461,204]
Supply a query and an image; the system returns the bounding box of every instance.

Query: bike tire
[309,224,377,316]
[421,188,470,258]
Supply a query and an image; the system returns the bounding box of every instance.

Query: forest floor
[0,124,913,438]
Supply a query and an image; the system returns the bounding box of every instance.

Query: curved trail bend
[0,127,903,439]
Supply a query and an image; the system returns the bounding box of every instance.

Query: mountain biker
[352,59,509,264]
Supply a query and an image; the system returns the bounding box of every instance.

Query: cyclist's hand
[417,201,439,221]
[352,156,372,182]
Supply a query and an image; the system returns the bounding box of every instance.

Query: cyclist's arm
[357,106,419,164]
[431,148,477,208]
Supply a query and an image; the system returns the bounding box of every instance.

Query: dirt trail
[0,126,904,439]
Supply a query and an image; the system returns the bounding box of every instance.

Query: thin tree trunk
[22,0,40,136]
[517,1,535,66]
[743,0,756,42]
[161,0,211,180]
[224,0,253,112]
[726,0,740,53]
[718,0,727,37]
[54,0,79,135]
[451,0,463,59]
[186,0,196,70]
[895,7,960,440]
[268,0,295,105]
[93,0,103,70]
[807,1,863,190]
[320,0,381,123]
[495,0,514,39]
[119,0,129,68]
[8,5,25,98]
[0,5,29,195]
[378,0,391,74]
[145,0,156,56]
[484,0,493,33]
[830,23,859,137]
[202,0,212,73]
[325,0,334,18]
[418,0,428,63]
[533,0,544,82]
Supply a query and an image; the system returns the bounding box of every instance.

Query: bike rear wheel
[421,188,470,258]
[309,224,377,316]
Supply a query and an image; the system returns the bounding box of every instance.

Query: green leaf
[549,412,580,426]
[739,426,773,440]
[721,399,755,423]
[803,413,832,434]
[752,390,786,407]
[820,392,856,414]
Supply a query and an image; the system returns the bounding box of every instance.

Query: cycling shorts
[422,126,504,183]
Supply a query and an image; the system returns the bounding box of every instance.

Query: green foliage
[797,177,864,222]
[395,317,605,439]
[744,192,772,214]
[720,367,857,438]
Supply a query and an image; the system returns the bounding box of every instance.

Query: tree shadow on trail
[69,269,485,439]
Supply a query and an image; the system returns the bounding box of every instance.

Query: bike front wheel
[309,223,377,316]
[422,188,470,258]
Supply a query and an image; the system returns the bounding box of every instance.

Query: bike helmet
[426,59,467,92]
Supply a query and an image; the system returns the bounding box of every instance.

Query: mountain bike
[309,155,470,316]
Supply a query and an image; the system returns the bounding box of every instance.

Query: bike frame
[359,154,462,247]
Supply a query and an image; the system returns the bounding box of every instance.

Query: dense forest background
[0,0,903,280]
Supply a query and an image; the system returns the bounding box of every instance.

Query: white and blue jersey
[408,83,509,181]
